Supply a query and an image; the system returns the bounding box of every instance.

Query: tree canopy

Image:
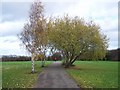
[47,16,108,67]
[19,1,108,69]
[19,1,47,73]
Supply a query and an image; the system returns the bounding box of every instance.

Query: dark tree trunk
[64,62,71,68]
[64,55,80,68]
[63,51,82,68]
[41,58,45,67]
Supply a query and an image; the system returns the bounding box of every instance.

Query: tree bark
[41,58,45,67]
[64,53,82,68]
[41,59,44,67]
[70,54,80,65]
[31,55,35,73]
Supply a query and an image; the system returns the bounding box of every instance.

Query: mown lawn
[2,61,52,88]
[66,61,119,88]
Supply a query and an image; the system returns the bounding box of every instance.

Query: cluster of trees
[19,1,108,73]
[2,55,31,62]
[48,16,108,67]
[47,52,62,61]
[105,48,119,61]
[1,52,62,62]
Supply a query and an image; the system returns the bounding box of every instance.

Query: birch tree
[19,1,46,73]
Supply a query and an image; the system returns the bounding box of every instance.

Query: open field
[66,61,119,88]
[2,61,119,88]
[2,61,52,88]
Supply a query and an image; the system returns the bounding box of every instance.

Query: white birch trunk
[31,53,35,73]
[43,58,45,66]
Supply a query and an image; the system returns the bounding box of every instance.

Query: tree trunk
[41,59,44,67]
[31,55,35,73]
[64,54,80,68]
[70,55,80,66]
[64,57,71,68]
[63,52,74,67]
[70,52,83,66]
[43,58,45,67]
[41,58,45,67]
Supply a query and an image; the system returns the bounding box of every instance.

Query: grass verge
[66,61,119,88]
[2,61,52,88]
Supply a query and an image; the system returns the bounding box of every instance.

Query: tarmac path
[33,61,80,88]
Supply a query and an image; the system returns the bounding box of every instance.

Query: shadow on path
[33,61,80,88]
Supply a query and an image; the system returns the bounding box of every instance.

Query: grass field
[66,61,119,88]
[2,61,52,88]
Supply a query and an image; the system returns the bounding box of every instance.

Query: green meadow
[2,61,52,88]
[2,61,119,88]
[66,61,119,88]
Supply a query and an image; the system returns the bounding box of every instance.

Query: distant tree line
[1,48,119,62]
[76,48,119,61]
[1,52,62,62]
[2,55,31,62]
[105,48,120,61]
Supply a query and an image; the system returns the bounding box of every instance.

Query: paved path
[33,61,80,88]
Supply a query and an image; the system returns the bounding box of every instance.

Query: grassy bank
[2,61,52,88]
[66,61,119,88]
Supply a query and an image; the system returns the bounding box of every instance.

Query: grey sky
[0,0,119,56]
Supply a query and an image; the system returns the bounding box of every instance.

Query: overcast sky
[0,0,119,56]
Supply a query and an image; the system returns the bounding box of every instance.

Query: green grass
[66,61,119,88]
[2,61,52,88]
